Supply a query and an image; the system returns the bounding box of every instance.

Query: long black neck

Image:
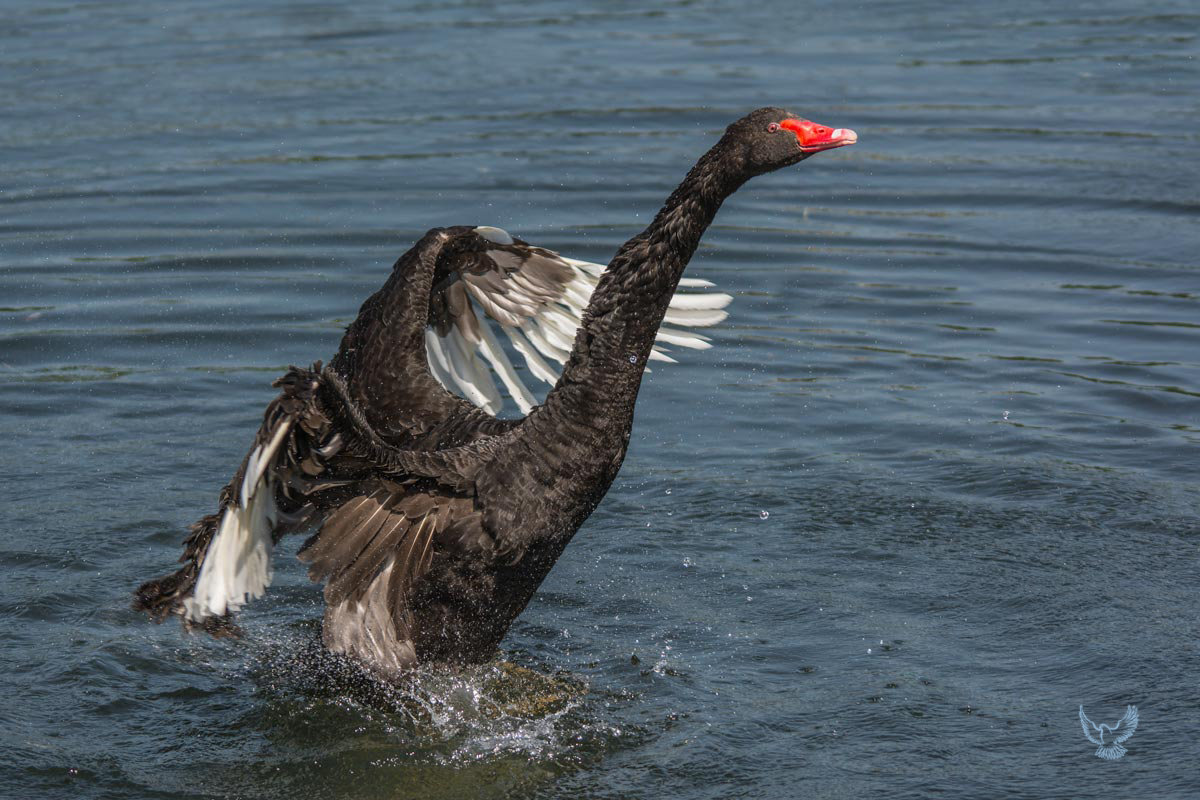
[534,138,747,435]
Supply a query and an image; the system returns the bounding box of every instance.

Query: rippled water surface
[2,1,1198,798]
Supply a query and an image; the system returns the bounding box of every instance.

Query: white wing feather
[431,227,733,413]
[185,420,292,621]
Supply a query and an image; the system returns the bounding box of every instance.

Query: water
[2,1,1197,797]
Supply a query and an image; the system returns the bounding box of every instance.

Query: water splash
[221,622,620,766]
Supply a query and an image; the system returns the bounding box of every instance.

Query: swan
[134,107,857,677]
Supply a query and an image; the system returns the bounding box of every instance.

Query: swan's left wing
[134,365,343,630]
[427,226,732,414]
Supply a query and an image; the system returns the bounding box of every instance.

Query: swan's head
[725,107,857,176]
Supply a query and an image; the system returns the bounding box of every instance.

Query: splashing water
[196,619,630,769]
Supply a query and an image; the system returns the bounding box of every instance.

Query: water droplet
[759,510,769,520]
[628,355,637,364]
[682,557,692,568]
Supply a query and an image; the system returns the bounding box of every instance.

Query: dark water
[2,1,1198,797]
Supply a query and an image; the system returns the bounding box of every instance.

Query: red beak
[780,118,858,153]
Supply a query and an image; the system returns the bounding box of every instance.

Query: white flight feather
[445,325,502,412]
[663,307,730,327]
[521,320,570,364]
[560,277,594,310]
[185,420,291,621]
[648,347,677,363]
[429,238,734,412]
[474,318,538,412]
[432,326,485,408]
[655,326,712,349]
[505,326,560,385]
[666,292,733,310]
[424,330,458,390]
[536,311,578,351]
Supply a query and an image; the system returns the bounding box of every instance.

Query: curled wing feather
[428,226,732,414]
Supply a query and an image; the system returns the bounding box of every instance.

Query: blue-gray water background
[2,1,1197,798]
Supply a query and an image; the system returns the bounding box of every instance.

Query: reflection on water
[2,0,1198,798]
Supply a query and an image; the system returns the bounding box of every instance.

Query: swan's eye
[767,122,780,133]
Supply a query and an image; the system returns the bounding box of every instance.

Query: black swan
[135,107,857,676]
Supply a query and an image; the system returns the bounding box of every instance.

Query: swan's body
[135,108,857,677]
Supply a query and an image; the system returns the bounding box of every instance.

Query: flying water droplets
[759,510,769,520]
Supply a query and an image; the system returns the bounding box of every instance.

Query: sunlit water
[2,1,1197,798]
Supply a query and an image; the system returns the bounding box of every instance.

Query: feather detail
[138,366,332,628]
[665,292,733,310]
[427,231,733,413]
[655,326,712,350]
[474,318,538,412]
[505,326,559,385]
[185,423,290,621]
[663,307,730,327]
[648,346,677,363]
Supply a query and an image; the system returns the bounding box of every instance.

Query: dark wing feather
[298,478,489,677]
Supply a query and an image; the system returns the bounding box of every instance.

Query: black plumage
[134,107,857,677]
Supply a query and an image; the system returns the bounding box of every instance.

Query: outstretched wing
[427,225,732,414]
[1079,706,1103,746]
[1112,705,1139,743]
[134,365,343,627]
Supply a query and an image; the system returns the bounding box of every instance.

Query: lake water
[2,1,1197,798]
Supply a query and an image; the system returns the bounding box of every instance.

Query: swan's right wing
[427,226,732,414]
